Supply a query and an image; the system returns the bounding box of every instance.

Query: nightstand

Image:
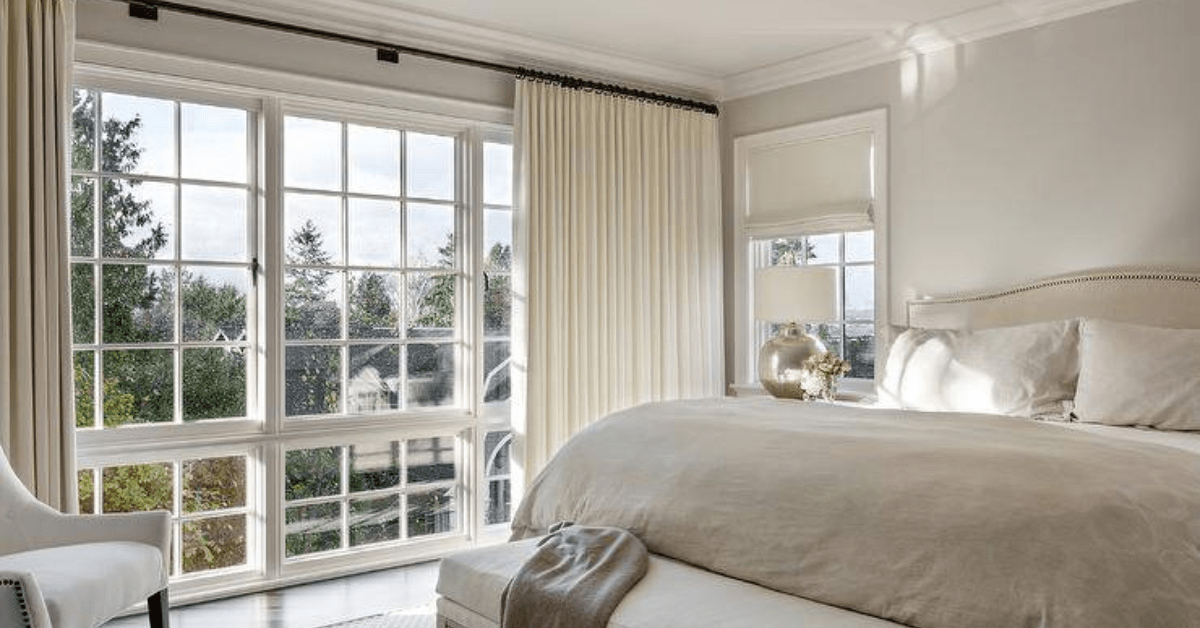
[728,383,878,407]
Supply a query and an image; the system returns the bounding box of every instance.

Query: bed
[436,268,1200,628]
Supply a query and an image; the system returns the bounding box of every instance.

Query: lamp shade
[754,266,837,324]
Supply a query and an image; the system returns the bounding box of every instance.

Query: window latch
[251,257,261,287]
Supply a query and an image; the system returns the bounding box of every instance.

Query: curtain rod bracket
[128,3,159,21]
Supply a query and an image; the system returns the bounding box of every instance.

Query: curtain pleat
[513,80,724,478]
[1,0,77,510]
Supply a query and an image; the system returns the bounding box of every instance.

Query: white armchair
[0,448,171,628]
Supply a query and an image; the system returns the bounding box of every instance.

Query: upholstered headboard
[907,268,1200,331]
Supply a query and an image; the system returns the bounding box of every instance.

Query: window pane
[286,502,342,557]
[845,265,875,322]
[407,488,456,537]
[347,344,401,413]
[483,341,510,404]
[349,441,400,492]
[407,273,454,337]
[78,468,95,514]
[407,437,455,484]
[71,264,94,344]
[183,456,247,513]
[846,324,876,380]
[183,515,247,573]
[483,209,512,272]
[102,180,175,259]
[485,480,511,526]
[285,117,341,191]
[348,199,400,268]
[182,266,248,343]
[183,347,246,421]
[71,88,96,171]
[181,186,248,261]
[285,346,342,417]
[71,177,95,257]
[807,233,840,265]
[181,103,248,184]
[103,264,174,343]
[407,344,454,407]
[809,323,843,360]
[102,462,174,513]
[348,272,400,339]
[483,142,512,206]
[285,193,342,265]
[347,124,400,196]
[73,351,95,429]
[484,431,511,477]
[407,203,455,269]
[846,230,874,263]
[406,132,454,200]
[285,269,344,340]
[103,349,174,426]
[285,447,341,500]
[102,93,175,177]
[484,274,511,336]
[350,495,400,547]
[769,238,807,266]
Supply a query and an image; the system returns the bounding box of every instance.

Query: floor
[102,561,440,628]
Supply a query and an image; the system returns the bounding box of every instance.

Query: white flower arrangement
[798,352,851,401]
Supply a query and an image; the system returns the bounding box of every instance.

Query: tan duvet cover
[511,399,1200,628]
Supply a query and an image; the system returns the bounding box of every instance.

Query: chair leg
[147,589,170,628]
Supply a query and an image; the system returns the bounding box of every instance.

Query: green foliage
[101,463,173,514]
[413,233,456,330]
[349,272,399,338]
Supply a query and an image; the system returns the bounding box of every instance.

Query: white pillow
[879,320,1079,418]
[1073,319,1200,430]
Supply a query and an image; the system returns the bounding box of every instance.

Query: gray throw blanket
[500,524,648,628]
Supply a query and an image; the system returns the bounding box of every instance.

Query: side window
[750,230,875,380]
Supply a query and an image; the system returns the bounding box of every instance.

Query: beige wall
[75,0,515,108]
[721,0,1200,384]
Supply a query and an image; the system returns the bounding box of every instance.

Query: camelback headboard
[907,269,1200,331]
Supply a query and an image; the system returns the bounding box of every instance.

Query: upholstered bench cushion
[437,540,903,628]
[0,542,165,628]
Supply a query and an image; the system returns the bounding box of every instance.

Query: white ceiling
[198,0,1141,100]
[361,0,997,77]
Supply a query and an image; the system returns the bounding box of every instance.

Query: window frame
[731,109,889,393]
[71,55,517,603]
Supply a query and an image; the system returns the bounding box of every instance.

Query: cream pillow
[1073,319,1200,430]
[879,320,1079,418]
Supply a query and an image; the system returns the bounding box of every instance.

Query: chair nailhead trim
[1,579,33,628]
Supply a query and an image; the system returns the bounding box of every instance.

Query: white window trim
[732,109,889,391]
[72,43,519,605]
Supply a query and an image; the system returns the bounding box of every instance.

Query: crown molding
[721,0,1146,101]
[181,0,724,100]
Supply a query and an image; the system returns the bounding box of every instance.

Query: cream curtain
[0,0,76,509]
[513,79,724,478]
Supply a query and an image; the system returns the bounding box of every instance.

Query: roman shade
[744,131,873,237]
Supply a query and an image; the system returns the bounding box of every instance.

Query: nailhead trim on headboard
[912,270,1200,307]
[1,578,33,628]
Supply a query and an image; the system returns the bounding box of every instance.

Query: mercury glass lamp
[754,266,838,399]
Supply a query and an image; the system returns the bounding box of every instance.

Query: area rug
[316,603,436,628]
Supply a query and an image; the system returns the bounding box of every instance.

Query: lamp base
[758,323,827,400]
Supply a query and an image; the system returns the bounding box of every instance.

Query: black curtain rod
[108,0,720,116]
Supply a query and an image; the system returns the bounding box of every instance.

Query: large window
[281,117,460,416]
[69,74,514,599]
[750,230,876,380]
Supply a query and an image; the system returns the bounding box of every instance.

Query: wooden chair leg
[147,589,170,628]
